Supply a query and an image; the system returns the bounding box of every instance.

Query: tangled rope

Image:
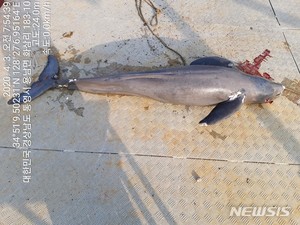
[135,0,186,65]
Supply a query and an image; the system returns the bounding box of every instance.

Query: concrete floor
[0,0,299,224]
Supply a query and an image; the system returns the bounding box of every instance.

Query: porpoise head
[253,80,285,104]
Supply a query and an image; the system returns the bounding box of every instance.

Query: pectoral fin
[190,56,234,68]
[199,90,246,126]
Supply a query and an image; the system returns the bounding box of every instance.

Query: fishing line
[135,0,186,65]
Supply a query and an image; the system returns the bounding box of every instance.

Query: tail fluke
[7,55,60,105]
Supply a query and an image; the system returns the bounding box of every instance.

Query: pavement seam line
[1,146,299,166]
[282,32,300,74]
[268,0,281,26]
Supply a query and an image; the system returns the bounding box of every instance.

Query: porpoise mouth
[265,83,285,103]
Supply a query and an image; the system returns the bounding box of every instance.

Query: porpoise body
[70,65,283,106]
[8,55,285,125]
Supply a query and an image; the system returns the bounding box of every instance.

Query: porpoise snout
[272,82,285,98]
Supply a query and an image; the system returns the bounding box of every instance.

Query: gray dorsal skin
[71,66,284,106]
[190,56,234,68]
[199,90,246,126]
[70,66,284,124]
[7,55,285,125]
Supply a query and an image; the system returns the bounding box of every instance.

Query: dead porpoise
[8,55,284,125]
